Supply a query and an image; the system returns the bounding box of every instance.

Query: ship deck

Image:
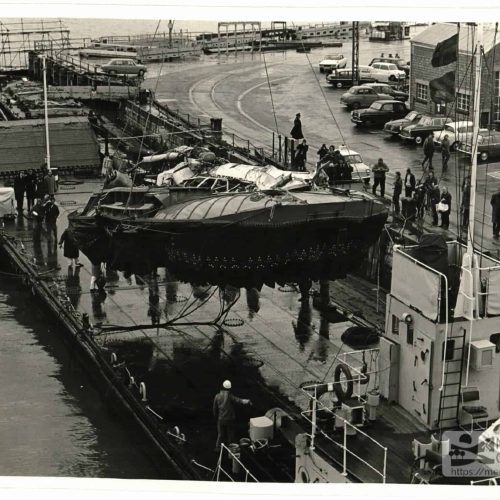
[0,177,435,483]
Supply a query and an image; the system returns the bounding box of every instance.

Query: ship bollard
[366,390,380,422]
[139,382,147,402]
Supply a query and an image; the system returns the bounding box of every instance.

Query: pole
[468,23,483,256]
[41,55,51,171]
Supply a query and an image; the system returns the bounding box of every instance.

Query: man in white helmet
[213,380,251,452]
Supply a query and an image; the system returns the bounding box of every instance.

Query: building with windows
[410,23,500,126]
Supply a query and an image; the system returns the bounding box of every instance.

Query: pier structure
[217,22,262,55]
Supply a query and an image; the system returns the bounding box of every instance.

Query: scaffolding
[0,19,70,70]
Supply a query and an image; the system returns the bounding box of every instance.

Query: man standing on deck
[372,158,389,197]
[491,190,500,238]
[404,168,416,198]
[13,171,26,213]
[422,132,435,170]
[393,172,402,215]
[213,380,252,452]
[441,134,451,173]
[44,197,60,242]
[43,169,57,200]
[31,198,46,242]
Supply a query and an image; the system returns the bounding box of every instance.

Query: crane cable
[262,51,280,135]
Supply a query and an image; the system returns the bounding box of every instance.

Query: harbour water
[0,276,160,478]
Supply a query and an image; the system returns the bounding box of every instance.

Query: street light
[38,54,51,171]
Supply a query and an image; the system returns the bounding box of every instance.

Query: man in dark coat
[317,144,328,165]
[439,186,452,229]
[213,380,251,452]
[404,168,416,198]
[295,139,309,171]
[24,169,37,212]
[441,134,451,172]
[372,158,389,197]
[44,197,60,242]
[491,190,500,238]
[43,169,57,199]
[393,171,403,215]
[414,183,426,219]
[59,228,82,267]
[31,198,46,242]
[290,113,304,140]
[13,171,26,213]
[430,184,441,226]
[422,132,435,170]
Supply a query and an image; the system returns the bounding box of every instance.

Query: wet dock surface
[1,176,428,481]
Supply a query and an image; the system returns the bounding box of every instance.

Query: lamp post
[39,54,51,171]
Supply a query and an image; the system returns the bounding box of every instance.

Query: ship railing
[470,476,499,485]
[300,403,387,483]
[215,443,259,482]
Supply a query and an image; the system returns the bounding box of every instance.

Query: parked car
[101,58,147,76]
[457,131,500,162]
[340,85,392,110]
[399,115,453,145]
[319,54,348,73]
[369,62,406,83]
[434,121,489,150]
[383,110,422,136]
[351,100,408,127]
[326,66,375,88]
[336,145,371,182]
[361,83,408,102]
[369,55,410,75]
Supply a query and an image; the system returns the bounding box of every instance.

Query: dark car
[340,86,392,110]
[457,131,500,162]
[399,115,452,145]
[351,100,408,127]
[383,110,422,136]
[369,55,410,75]
[326,67,376,88]
[361,83,408,102]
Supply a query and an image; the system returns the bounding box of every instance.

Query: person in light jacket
[213,380,251,452]
[439,186,452,229]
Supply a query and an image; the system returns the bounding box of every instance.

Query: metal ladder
[436,327,467,428]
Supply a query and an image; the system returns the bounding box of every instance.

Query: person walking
[439,186,452,229]
[59,228,82,268]
[404,168,416,198]
[290,113,304,141]
[13,171,26,213]
[25,169,37,212]
[441,134,451,173]
[295,139,309,172]
[424,170,438,210]
[393,171,402,215]
[414,183,426,219]
[430,184,441,226]
[372,158,389,197]
[422,133,435,170]
[44,197,60,242]
[491,189,500,238]
[213,380,252,452]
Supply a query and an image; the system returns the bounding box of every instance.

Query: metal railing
[470,476,499,485]
[215,443,259,482]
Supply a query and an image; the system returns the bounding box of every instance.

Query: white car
[368,62,406,83]
[434,121,489,150]
[336,145,371,183]
[319,54,347,74]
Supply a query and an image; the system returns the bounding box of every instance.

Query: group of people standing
[315,144,353,185]
[290,113,309,171]
[13,167,58,214]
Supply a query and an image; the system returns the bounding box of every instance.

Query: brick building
[410,23,500,126]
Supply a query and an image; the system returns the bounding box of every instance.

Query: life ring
[334,363,354,402]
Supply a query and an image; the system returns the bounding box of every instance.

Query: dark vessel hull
[103,191,388,288]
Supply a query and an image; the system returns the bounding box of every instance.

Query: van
[326,65,375,88]
[369,62,406,83]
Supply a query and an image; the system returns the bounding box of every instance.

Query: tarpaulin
[0,187,15,217]
[391,250,441,321]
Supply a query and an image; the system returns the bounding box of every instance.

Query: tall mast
[467,22,483,255]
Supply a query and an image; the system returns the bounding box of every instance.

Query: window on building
[456,92,471,113]
[416,82,428,103]
[391,315,399,334]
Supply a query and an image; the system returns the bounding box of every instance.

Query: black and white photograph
[0,2,500,497]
